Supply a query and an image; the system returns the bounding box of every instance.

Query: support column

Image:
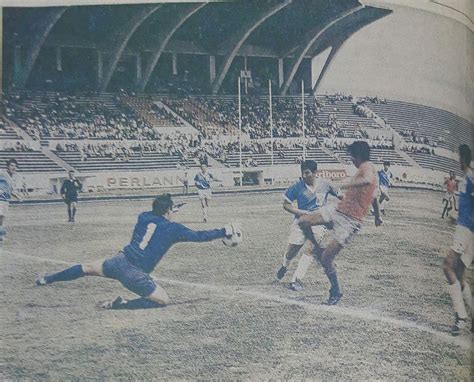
[278,58,284,88]
[209,55,216,84]
[97,50,103,86]
[172,53,178,75]
[56,46,62,71]
[136,53,142,83]
[13,45,22,86]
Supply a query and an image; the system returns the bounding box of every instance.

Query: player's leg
[441,198,449,219]
[71,201,78,222]
[0,202,9,242]
[443,226,473,334]
[36,259,105,285]
[443,251,469,334]
[65,200,73,222]
[298,210,329,228]
[277,244,302,279]
[320,239,344,304]
[290,226,327,290]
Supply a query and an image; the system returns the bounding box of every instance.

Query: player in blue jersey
[36,194,240,310]
[0,159,21,243]
[442,144,473,335]
[377,161,393,215]
[276,160,341,291]
[194,164,215,222]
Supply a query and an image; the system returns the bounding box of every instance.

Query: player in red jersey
[298,141,382,305]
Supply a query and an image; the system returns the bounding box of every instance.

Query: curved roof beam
[280,5,364,95]
[137,2,207,93]
[14,7,67,89]
[311,42,343,94]
[98,4,163,92]
[211,0,292,95]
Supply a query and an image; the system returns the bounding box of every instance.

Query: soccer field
[0,189,471,380]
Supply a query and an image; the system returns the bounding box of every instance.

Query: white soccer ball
[222,227,243,247]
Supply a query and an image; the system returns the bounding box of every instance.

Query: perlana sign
[106,175,180,188]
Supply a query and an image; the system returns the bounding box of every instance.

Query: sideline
[3,250,470,351]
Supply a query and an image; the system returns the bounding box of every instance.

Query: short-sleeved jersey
[446,178,456,194]
[284,178,337,214]
[378,169,392,188]
[61,178,82,199]
[123,212,226,273]
[0,170,15,203]
[457,169,474,232]
[337,161,377,221]
[194,171,213,190]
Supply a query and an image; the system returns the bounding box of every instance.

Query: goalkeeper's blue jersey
[123,212,225,273]
[284,178,337,214]
[457,170,474,232]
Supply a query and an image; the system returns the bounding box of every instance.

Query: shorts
[102,251,157,297]
[443,192,454,202]
[197,189,212,201]
[64,195,78,204]
[319,205,361,246]
[0,201,9,217]
[379,185,389,197]
[289,218,327,245]
[451,225,473,267]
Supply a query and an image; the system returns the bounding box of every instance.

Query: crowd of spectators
[399,127,439,147]
[3,92,159,141]
[0,140,36,152]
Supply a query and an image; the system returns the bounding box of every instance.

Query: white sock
[461,283,473,317]
[291,254,313,283]
[448,280,468,318]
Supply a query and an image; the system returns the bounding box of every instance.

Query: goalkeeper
[36,194,240,310]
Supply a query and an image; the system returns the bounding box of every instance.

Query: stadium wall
[316,5,473,122]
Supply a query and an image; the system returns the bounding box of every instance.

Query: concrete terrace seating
[367,100,472,152]
[407,152,463,177]
[224,147,339,167]
[54,150,199,172]
[122,96,184,128]
[0,150,64,173]
[331,148,410,166]
[0,124,22,140]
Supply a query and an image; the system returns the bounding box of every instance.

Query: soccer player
[377,161,393,215]
[36,194,240,310]
[0,159,21,243]
[61,170,82,222]
[298,141,382,305]
[194,164,214,222]
[276,160,340,291]
[441,171,457,219]
[442,144,473,335]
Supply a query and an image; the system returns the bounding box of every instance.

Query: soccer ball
[222,228,243,247]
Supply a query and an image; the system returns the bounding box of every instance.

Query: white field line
[3,250,471,351]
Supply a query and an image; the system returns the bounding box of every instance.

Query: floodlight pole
[302,80,306,160]
[238,76,243,187]
[269,80,274,166]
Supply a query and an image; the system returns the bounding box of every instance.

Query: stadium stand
[367,100,472,152]
[0,150,64,173]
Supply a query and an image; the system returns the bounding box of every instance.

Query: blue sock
[45,265,85,284]
[326,270,341,296]
[0,228,6,240]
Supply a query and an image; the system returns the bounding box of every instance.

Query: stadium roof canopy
[3,0,392,93]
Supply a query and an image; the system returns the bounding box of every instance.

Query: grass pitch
[0,189,472,380]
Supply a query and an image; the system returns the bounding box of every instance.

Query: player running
[61,170,82,222]
[377,161,393,215]
[0,159,21,243]
[442,144,473,335]
[298,141,382,305]
[36,194,241,309]
[441,171,457,219]
[276,160,341,291]
[194,164,215,222]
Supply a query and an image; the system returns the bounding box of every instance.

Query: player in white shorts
[442,144,473,335]
[0,159,22,243]
[276,160,341,291]
[194,164,215,222]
